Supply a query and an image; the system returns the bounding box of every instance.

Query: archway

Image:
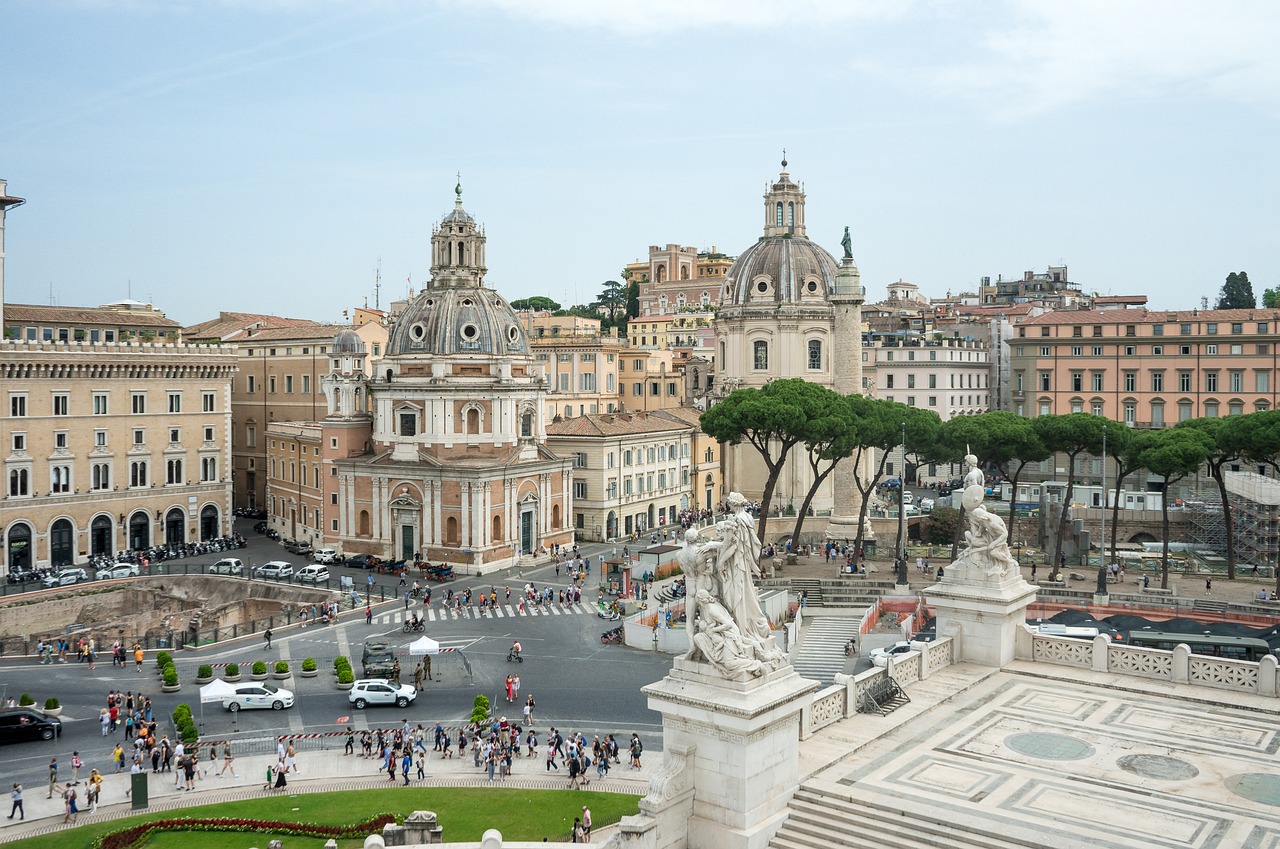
[445,516,460,545]
[6,523,32,572]
[91,515,113,557]
[1128,532,1158,544]
[50,519,74,567]
[200,505,219,540]
[128,512,150,551]
[606,511,617,539]
[647,504,655,529]
[165,509,185,546]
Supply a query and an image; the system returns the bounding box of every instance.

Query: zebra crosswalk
[792,616,857,684]
[373,602,591,625]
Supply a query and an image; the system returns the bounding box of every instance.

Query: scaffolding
[1190,473,1280,573]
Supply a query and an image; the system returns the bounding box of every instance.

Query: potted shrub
[195,664,214,684]
[161,665,180,692]
[155,651,172,673]
[333,655,349,675]
[470,694,490,725]
[224,662,241,682]
[18,694,33,707]
[43,697,62,717]
[251,660,268,681]
[272,660,291,680]
[335,667,354,690]
[300,657,318,678]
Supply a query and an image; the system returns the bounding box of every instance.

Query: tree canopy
[1216,271,1256,310]
[1034,413,1108,576]
[510,296,561,312]
[1135,428,1213,588]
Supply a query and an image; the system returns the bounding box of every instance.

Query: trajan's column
[825,233,871,543]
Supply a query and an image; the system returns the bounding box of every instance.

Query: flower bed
[95,813,397,849]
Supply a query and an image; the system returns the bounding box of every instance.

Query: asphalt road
[0,523,669,791]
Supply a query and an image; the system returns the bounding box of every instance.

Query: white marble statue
[952,455,1018,579]
[679,492,787,679]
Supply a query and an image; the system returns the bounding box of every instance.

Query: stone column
[826,257,871,542]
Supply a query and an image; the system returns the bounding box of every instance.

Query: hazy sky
[3,1,1277,325]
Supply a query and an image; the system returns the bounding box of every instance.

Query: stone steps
[770,783,1075,849]
[791,578,825,606]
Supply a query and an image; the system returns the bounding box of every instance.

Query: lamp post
[896,422,908,585]
[1100,424,1108,574]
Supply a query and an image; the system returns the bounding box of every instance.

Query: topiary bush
[337,668,354,684]
[18,693,33,706]
[163,666,179,687]
[333,656,348,672]
[44,697,59,710]
[225,663,239,676]
[302,657,317,672]
[470,693,490,725]
[156,651,172,669]
[171,703,198,747]
[197,664,214,679]
[274,660,289,674]
[252,661,267,675]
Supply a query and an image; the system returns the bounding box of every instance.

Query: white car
[919,498,935,513]
[253,560,293,579]
[314,547,338,564]
[207,558,244,576]
[901,491,915,505]
[96,564,140,580]
[42,568,89,588]
[296,564,330,583]
[222,683,294,712]
[348,679,417,709]
[869,641,915,668]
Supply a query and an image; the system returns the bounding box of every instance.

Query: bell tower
[429,177,487,288]
[762,153,806,238]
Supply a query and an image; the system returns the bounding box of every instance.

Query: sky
[2,0,1278,326]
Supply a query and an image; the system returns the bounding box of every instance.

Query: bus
[1126,631,1273,662]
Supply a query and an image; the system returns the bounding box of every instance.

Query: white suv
[43,568,89,588]
[253,561,294,579]
[349,679,417,709]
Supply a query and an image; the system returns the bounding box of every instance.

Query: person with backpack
[629,733,643,769]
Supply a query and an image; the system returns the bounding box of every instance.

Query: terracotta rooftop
[546,410,695,438]
[1093,295,1148,305]
[5,303,181,328]
[1019,307,1280,326]
[183,311,324,340]
[226,325,354,343]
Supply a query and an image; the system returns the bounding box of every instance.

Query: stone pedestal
[925,569,1037,668]
[641,658,818,849]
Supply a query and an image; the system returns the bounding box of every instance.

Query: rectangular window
[1092,373,1104,392]
[285,375,294,394]
[928,396,937,406]
[92,393,108,415]
[1179,372,1192,392]
[54,432,68,450]
[1071,346,1082,357]
[1071,373,1083,392]
[1151,345,1163,355]
[1179,401,1193,421]
[1181,323,1192,335]
[1207,323,1218,335]
[1152,325,1164,336]
[246,375,256,394]
[246,427,256,448]
[1092,346,1103,356]
[579,373,596,392]
[1039,372,1050,391]
[1230,371,1243,393]
[1257,372,1270,393]
[1124,403,1136,425]
[1092,402,1104,417]
[301,375,311,394]
[1180,345,1192,355]
[1040,346,1051,356]
[928,374,937,389]
[203,426,215,442]
[1125,345,1136,356]
[1205,401,1219,418]
[1124,372,1136,392]
[169,428,180,444]
[1206,372,1218,392]
[1125,325,1136,337]
[1151,373,1164,392]
[573,452,587,468]
[11,433,25,452]
[94,429,107,448]
[1231,344,1243,355]
[131,393,146,414]
[1232,322,1243,334]
[268,376,277,393]
[907,374,916,389]
[168,393,181,413]
[573,480,588,499]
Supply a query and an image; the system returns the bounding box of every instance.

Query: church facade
[714,161,866,536]
[315,187,574,571]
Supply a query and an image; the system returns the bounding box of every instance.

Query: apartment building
[264,420,325,548]
[619,348,684,413]
[4,300,183,343]
[1010,308,1280,424]
[1,336,237,572]
[546,410,697,541]
[629,244,734,316]
[525,313,623,421]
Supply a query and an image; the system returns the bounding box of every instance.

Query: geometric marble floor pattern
[780,674,1280,849]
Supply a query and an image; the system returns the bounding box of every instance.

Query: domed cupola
[721,157,840,307]
[386,184,531,358]
[332,328,366,354]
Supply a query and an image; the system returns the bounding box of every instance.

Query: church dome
[721,160,840,307]
[386,286,529,357]
[332,328,366,354]
[723,236,839,305]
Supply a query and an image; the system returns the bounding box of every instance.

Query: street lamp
[896,422,907,585]
[1100,423,1108,574]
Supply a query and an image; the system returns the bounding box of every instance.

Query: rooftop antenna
[374,258,382,311]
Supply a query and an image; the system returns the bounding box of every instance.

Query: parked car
[296,564,330,583]
[919,498,935,513]
[902,491,915,505]
[349,679,417,709]
[96,564,140,581]
[869,641,915,668]
[42,568,89,588]
[347,554,377,570]
[207,558,244,576]
[221,683,294,712]
[284,539,313,556]
[253,561,294,579]
[0,709,62,743]
[314,547,338,564]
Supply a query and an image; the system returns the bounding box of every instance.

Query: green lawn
[7,787,640,849]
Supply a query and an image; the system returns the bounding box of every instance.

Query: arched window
[656,264,666,283]
[680,266,689,280]
[130,461,147,488]
[167,459,183,484]
[701,291,710,306]
[753,341,768,370]
[775,202,783,226]
[466,408,480,434]
[457,241,465,265]
[787,201,795,226]
[521,412,534,438]
[8,468,28,496]
[807,339,822,370]
[677,293,686,308]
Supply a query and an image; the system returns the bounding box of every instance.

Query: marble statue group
[953,452,1019,579]
[679,492,787,679]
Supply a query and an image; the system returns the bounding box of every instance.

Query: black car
[0,709,61,743]
[347,554,376,570]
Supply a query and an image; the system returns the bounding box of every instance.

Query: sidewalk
[0,737,655,844]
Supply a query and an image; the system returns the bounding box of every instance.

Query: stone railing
[799,635,955,739]
[1016,626,1280,698]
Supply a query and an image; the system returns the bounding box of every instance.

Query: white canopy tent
[198,677,240,725]
[408,635,440,655]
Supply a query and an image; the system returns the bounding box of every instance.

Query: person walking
[47,757,58,798]
[219,742,237,777]
[512,674,521,704]
[273,758,288,790]
[582,805,593,843]
[629,734,643,769]
[263,628,273,649]
[134,643,144,671]
[524,694,536,727]
[401,750,412,785]
[6,783,22,820]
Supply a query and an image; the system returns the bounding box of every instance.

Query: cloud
[462,0,908,33]
[930,0,1280,117]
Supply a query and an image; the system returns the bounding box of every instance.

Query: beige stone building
[1,336,237,572]
[4,300,183,343]
[546,409,699,540]
[629,244,734,317]
[524,313,624,421]
[185,313,387,511]
[619,348,683,413]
